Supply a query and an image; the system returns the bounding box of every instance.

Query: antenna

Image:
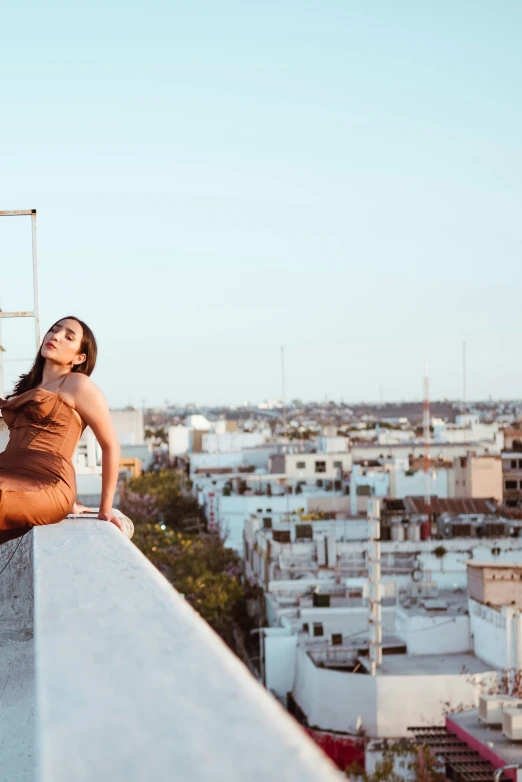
[281,346,286,440]
[462,341,467,413]
[422,362,431,540]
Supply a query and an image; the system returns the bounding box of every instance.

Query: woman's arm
[67,375,122,528]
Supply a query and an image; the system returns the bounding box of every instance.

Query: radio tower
[422,363,431,540]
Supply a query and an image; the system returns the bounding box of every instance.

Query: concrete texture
[0,519,338,782]
[0,638,35,781]
[0,533,35,781]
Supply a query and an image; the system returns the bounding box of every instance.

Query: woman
[0,315,130,543]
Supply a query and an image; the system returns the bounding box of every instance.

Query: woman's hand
[72,501,93,514]
[98,509,134,539]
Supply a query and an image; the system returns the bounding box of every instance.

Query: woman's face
[40,318,87,369]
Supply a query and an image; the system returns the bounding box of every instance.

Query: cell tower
[422,363,431,540]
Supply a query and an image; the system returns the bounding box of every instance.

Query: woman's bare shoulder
[63,373,103,399]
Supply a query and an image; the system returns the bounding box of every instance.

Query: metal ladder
[0,209,40,397]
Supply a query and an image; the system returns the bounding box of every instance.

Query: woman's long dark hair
[9,316,97,398]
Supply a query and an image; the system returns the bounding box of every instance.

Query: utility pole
[368,498,382,676]
[462,341,467,413]
[423,363,431,540]
[281,346,286,440]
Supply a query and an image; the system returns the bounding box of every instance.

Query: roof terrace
[0,519,339,781]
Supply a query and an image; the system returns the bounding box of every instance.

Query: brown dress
[0,383,84,539]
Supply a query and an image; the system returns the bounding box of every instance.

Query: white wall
[352,443,489,463]
[202,432,268,454]
[395,611,470,656]
[185,414,211,430]
[377,429,415,445]
[375,673,489,736]
[299,606,396,638]
[469,599,513,669]
[389,468,449,499]
[316,436,349,453]
[217,494,307,553]
[264,629,297,701]
[293,643,494,738]
[285,453,353,480]
[110,409,144,446]
[293,646,378,734]
[350,466,389,515]
[190,452,244,474]
[168,424,189,456]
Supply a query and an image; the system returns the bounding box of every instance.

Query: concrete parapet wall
[1,520,338,782]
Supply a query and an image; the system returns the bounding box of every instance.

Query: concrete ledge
[1,520,338,782]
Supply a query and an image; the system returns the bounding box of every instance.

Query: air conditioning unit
[503,704,522,739]
[479,694,522,725]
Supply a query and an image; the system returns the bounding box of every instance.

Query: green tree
[346,741,444,782]
[119,469,203,532]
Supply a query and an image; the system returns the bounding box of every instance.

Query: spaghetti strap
[57,373,71,390]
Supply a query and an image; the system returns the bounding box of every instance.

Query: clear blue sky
[1,1,521,407]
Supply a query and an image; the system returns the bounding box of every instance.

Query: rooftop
[468,561,522,569]
[372,652,491,677]
[448,708,522,777]
[0,519,339,782]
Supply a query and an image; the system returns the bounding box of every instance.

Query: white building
[244,516,522,592]
[202,431,269,454]
[271,452,353,481]
[349,465,389,515]
[388,465,450,499]
[168,424,189,456]
[110,408,144,446]
[315,436,349,453]
[351,441,492,464]
[433,414,503,451]
[261,583,494,738]
[199,489,354,554]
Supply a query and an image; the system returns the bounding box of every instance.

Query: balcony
[0,519,339,781]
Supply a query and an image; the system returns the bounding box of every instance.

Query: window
[313,592,330,607]
[313,623,324,637]
[302,623,309,633]
[256,508,262,513]
[315,461,326,473]
[272,530,291,543]
[333,461,343,469]
[331,633,342,646]
[506,480,517,490]
[262,517,272,529]
[511,461,518,470]
[296,461,306,469]
[519,460,522,469]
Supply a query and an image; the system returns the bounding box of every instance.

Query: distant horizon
[141,397,521,412]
